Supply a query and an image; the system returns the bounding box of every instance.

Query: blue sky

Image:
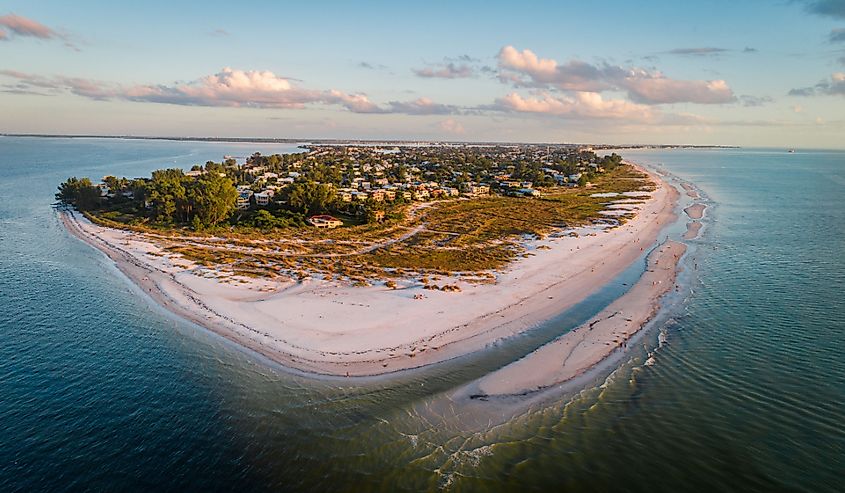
[2,0,845,147]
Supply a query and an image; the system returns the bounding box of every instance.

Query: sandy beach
[62,165,681,377]
[468,240,687,398]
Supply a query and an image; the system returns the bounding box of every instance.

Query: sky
[1,0,845,147]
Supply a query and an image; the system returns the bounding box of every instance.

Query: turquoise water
[0,138,842,492]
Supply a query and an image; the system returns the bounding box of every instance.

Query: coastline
[60,163,681,378]
[465,240,687,399]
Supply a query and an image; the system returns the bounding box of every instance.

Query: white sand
[62,165,679,377]
[472,241,687,397]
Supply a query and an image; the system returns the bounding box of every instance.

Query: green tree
[56,177,83,204]
[190,173,237,228]
[147,169,186,223]
[287,182,337,216]
[56,177,100,210]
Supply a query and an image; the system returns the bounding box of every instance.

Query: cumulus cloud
[497,45,608,91]
[496,45,735,104]
[620,70,736,104]
[494,91,656,121]
[789,72,845,96]
[830,28,845,42]
[0,13,77,49]
[121,68,325,108]
[413,62,474,79]
[0,67,461,115]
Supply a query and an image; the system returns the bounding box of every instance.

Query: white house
[307,215,343,228]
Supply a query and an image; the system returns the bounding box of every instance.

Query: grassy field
[87,164,652,279]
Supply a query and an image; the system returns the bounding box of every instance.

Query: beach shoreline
[464,240,687,399]
[60,163,682,378]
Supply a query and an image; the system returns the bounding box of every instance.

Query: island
[56,143,687,381]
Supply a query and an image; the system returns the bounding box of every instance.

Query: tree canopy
[286,182,337,216]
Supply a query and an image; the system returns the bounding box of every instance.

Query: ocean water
[0,137,842,492]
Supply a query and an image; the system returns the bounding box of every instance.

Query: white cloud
[496,45,736,104]
[0,67,461,115]
[495,91,656,121]
[413,63,474,79]
[619,70,735,104]
[0,13,78,50]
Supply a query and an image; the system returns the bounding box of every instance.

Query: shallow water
[0,138,842,492]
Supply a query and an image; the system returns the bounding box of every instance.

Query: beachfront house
[307,215,343,229]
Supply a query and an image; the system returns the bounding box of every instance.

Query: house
[307,214,343,229]
[462,184,490,197]
[369,189,385,202]
[254,192,271,206]
[338,189,354,202]
[413,188,430,201]
[237,190,253,210]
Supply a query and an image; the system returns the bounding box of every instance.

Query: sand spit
[681,182,700,199]
[469,241,687,398]
[61,165,679,378]
[684,221,703,240]
[685,203,706,220]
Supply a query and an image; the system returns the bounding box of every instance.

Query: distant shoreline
[2,133,740,149]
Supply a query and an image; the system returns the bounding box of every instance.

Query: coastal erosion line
[58,164,680,378]
[466,240,687,400]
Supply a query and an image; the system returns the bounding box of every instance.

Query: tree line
[57,169,238,229]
